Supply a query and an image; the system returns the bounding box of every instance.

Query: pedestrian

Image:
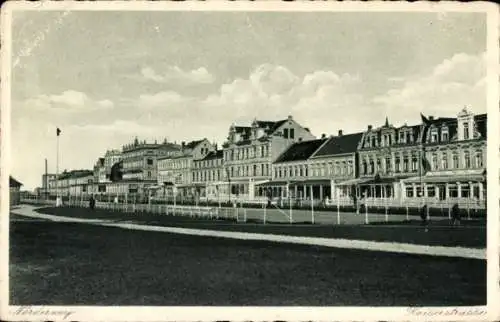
[420,204,428,228]
[89,195,95,210]
[451,203,461,226]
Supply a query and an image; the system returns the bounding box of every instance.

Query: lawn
[34,206,487,248]
[10,218,486,306]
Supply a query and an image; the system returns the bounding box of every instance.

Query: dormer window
[463,123,470,140]
[430,129,438,143]
[441,127,449,142]
[399,131,405,143]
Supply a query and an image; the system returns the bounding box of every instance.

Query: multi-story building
[264,137,328,201]
[119,138,181,196]
[192,150,224,201]
[265,130,363,205]
[54,170,94,197]
[103,149,122,179]
[157,139,214,199]
[350,116,427,206]
[402,107,487,208]
[40,173,57,197]
[221,115,316,201]
[93,158,106,183]
[308,130,364,204]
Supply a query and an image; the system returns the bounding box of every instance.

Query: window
[395,157,401,172]
[432,154,438,170]
[441,128,449,142]
[399,132,405,143]
[475,152,483,168]
[430,129,438,143]
[283,128,289,139]
[253,164,257,176]
[290,128,295,139]
[299,167,303,177]
[463,123,470,140]
[147,171,152,178]
[452,153,459,168]
[411,156,418,172]
[261,164,265,176]
[385,157,391,173]
[403,157,409,172]
[448,185,458,198]
[464,151,471,168]
[427,186,436,197]
[461,185,470,198]
[441,153,448,169]
[406,187,414,198]
[147,158,153,165]
[305,166,308,177]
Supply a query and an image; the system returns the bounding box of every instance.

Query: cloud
[201,64,366,134]
[138,91,188,108]
[373,52,487,119]
[24,90,115,111]
[140,66,215,84]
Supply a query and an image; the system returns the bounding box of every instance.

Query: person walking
[89,195,95,211]
[451,203,461,226]
[420,204,428,230]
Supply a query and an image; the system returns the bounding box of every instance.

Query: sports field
[10,212,486,306]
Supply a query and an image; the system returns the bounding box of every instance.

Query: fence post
[406,205,409,221]
[365,199,369,224]
[263,204,267,224]
[385,198,388,223]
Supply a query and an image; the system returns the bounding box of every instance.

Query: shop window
[406,187,414,198]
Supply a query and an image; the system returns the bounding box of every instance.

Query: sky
[10,10,488,190]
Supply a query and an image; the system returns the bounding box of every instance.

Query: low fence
[20,194,485,225]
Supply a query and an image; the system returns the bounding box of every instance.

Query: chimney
[321,133,326,139]
[429,116,434,121]
[181,141,185,148]
[368,125,373,131]
[338,130,343,136]
[288,115,293,120]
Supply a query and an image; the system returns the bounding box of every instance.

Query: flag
[56,128,61,136]
[421,154,431,172]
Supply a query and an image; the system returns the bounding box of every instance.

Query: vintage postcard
[1,1,499,321]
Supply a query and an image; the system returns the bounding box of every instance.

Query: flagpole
[56,128,60,206]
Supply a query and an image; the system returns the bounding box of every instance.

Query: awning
[402,175,485,184]
[336,178,372,186]
[255,180,291,187]
[289,179,331,186]
[163,182,174,186]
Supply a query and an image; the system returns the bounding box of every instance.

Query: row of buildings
[38,107,487,208]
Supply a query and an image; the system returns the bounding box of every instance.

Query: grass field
[34,206,486,248]
[10,216,486,306]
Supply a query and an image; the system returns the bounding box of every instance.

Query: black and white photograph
[1,1,499,321]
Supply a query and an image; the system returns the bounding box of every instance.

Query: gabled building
[192,149,224,201]
[309,130,364,204]
[402,107,487,208]
[264,137,328,201]
[157,138,214,200]
[221,115,316,202]
[352,116,427,205]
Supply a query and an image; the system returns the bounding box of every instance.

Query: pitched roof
[274,138,328,163]
[58,170,94,180]
[313,132,364,157]
[198,150,223,161]
[10,176,23,188]
[184,139,205,150]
